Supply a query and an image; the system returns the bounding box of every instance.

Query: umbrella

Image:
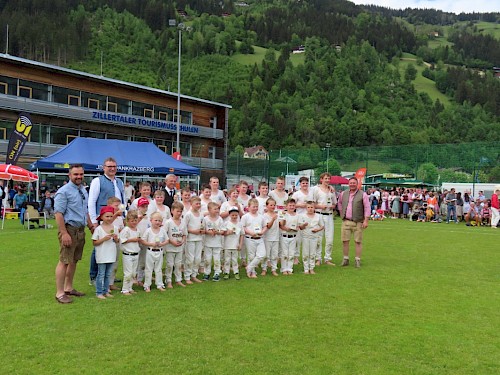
[0,164,39,183]
[330,175,349,185]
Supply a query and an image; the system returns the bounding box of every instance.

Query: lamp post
[325,143,331,173]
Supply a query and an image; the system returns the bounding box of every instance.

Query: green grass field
[1,217,498,374]
[398,58,451,106]
[232,43,305,67]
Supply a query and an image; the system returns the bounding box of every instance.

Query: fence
[226,142,499,187]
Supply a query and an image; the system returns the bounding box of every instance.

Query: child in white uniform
[135,197,150,286]
[256,182,270,215]
[129,182,152,210]
[292,176,313,264]
[184,196,204,284]
[312,172,337,266]
[164,202,187,288]
[263,198,280,276]
[299,202,325,274]
[223,207,243,280]
[142,212,169,292]
[147,190,171,224]
[120,210,141,295]
[92,206,119,299]
[202,202,225,281]
[241,198,268,278]
[107,197,125,292]
[279,199,300,275]
[199,184,212,216]
[220,188,243,220]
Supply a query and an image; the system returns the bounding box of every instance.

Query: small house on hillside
[292,45,305,54]
[244,145,268,159]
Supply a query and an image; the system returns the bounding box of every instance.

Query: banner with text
[5,112,33,165]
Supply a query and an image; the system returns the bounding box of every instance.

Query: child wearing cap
[142,212,169,292]
[223,206,243,280]
[135,197,150,286]
[92,206,119,299]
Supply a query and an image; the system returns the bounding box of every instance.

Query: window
[67,135,78,144]
[180,142,191,157]
[18,86,32,98]
[80,130,105,139]
[210,117,217,129]
[144,109,154,118]
[50,126,79,145]
[158,111,168,121]
[0,82,6,94]
[173,114,180,123]
[88,98,99,109]
[208,146,216,159]
[0,127,6,139]
[158,145,168,153]
[29,124,50,144]
[68,95,80,106]
[107,102,117,112]
[106,133,129,141]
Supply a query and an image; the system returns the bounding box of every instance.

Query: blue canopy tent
[30,137,200,175]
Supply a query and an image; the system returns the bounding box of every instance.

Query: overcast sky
[350,1,500,14]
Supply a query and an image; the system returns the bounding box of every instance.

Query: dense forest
[0,0,499,152]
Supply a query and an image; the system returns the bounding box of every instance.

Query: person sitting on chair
[40,190,55,218]
[465,202,481,226]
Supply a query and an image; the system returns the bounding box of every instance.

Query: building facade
[0,54,230,185]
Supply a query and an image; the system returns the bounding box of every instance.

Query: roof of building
[0,53,231,109]
[244,145,268,155]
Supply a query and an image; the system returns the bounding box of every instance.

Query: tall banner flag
[5,112,32,165]
[354,168,367,190]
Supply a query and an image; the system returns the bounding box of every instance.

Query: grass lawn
[232,43,305,67]
[0,218,498,374]
[398,59,451,107]
[474,21,500,39]
[428,37,454,49]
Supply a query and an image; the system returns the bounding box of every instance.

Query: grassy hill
[232,42,305,67]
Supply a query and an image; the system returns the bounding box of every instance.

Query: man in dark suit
[163,174,177,209]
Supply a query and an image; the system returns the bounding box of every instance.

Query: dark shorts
[59,225,86,264]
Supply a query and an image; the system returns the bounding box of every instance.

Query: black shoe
[203,274,210,281]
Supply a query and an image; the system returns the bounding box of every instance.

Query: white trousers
[144,249,164,289]
[317,214,334,261]
[121,253,139,292]
[280,236,296,273]
[295,231,301,258]
[224,249,239,274]
[263,240,279,271]
[165,251,183,283]
[302,237,318,272]
[204,246,221,276]
[184,241,203,279]
[245,237,266,273]
[492,207,500,227]
[136,246,147,282]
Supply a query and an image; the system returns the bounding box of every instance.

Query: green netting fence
[226,142,499,185]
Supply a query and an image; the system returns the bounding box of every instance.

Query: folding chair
[24,205,46,230]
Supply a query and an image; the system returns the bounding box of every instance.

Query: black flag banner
[5,112,32,165]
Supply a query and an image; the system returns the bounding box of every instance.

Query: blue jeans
[96,263,113,295]
[89,248,98,280]
[447,205,457,223]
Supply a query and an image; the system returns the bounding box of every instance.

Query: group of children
[91,175,337,299]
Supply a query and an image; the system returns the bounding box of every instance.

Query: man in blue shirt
[54,164,92,304]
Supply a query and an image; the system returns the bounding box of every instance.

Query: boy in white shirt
[237,180,251,213]
[130,182,152,210]
[269,176,288,212]
[209,176,226,206]
[147,190,171,224]
[292,176,313,264]
[279,198,302,275]
[200,184,212,216]
[135,197,150,286]
[107,197,125,292]
[262,197,280,276]
[202,202,225,281]
[312,172,337,266]
[223,207,243,280]
[180,187,192,214]
[184,196,204,284]
[120,210,141,295]
[164,202,187,288]
[220,188,243,220]
[299,201,325,274]
[256,182,270,215]
[241,198,268,278]
[141,212,169,292]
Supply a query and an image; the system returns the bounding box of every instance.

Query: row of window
[0,120,219,159]
[0,75,193,124]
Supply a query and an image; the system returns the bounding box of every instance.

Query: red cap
[137,197,150,207]
[97,205,115,221]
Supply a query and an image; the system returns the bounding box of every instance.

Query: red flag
[354,168,366,190]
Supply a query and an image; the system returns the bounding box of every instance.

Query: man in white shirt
[163,174,177,209]
[123,181,135,205]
